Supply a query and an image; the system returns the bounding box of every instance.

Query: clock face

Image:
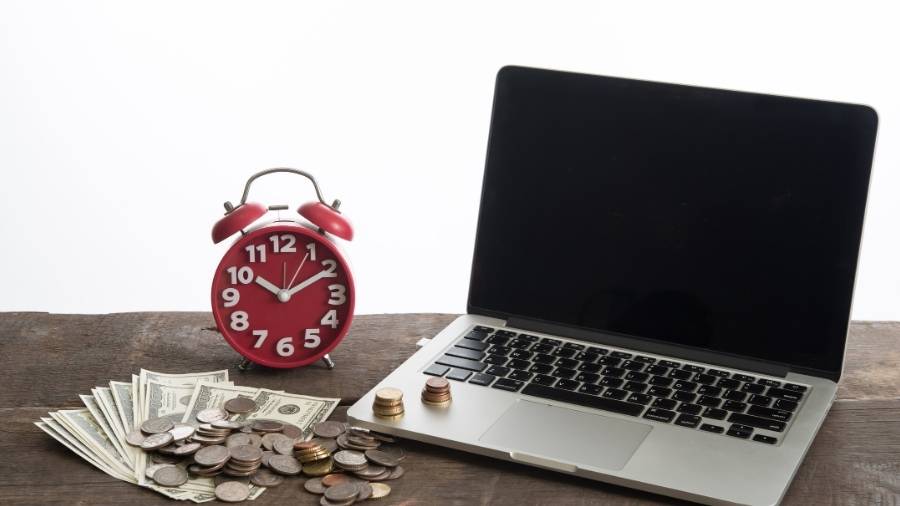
[211,223,355,368]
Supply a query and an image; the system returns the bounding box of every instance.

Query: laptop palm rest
[479,400,653,471]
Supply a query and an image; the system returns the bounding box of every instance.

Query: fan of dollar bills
[35,369,339,503]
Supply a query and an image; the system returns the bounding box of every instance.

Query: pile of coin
[421,377,452,407]
[371,387,405,418]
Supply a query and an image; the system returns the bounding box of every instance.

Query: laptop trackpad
[479,400,652,471]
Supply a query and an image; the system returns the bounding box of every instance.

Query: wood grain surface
[1,312,898,505]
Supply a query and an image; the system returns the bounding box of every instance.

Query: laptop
[347,66,878,505]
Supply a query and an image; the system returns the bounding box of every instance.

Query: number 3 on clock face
[211,224,355,368]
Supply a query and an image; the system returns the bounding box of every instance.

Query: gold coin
[302,456,334,477]
[370,482,391,499]
[375,388,403,403]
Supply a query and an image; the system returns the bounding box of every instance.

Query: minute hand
[286,269,334,296]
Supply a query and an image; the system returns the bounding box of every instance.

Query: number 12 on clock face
[211,224,355,368]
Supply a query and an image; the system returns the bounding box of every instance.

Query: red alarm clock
[211,168,355,369]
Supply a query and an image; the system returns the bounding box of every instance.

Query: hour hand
[254,275,281,296]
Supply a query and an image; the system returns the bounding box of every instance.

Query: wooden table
[2,312,898,505]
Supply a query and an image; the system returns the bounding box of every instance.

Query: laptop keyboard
[424,326,811,446]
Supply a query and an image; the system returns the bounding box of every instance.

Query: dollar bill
[110,380,136,431]
[237,388,340,440]
[79,393,131,469]
[138,369,230,422]
[37,418,135,483]
[50,409,134,478]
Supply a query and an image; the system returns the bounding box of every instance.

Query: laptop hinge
[506,316,790,378]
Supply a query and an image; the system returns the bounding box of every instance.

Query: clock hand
[287,252,310,290]
[286,269,335,296]
[254,275,282,297]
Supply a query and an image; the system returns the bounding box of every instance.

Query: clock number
[252,329,268,348]
[230,311,248,331]
[222,288,240,307]
[226,266,254,285]
[321,259,338,277]
[327,284,346,306]
[275,336,294,357]
[269,234,296,253]
[245,244,266,263]
[321,310,339,329]
[304,328,321,349]
[306,242,316,261]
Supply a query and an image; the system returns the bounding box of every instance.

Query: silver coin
[141,417,174,435]
[387,465,405,480]
[173,442,202,456]
[365,449,403,467]
[333,450,367,469]
[215,481,250,502]
[261,432,290,451]
[304,477,327,494]
[212,419,244,430]
[145,463,174,480]
[154,465,189,487]
[267,455,302,475]
[273,437,295,456]
[313,421,345,439]
[356,481,374,500]
[229,444,263,463]
[249,468,284,487]
[194,445,231,467]
[169,424,195,441]
[224,397,257,414]
[281,423,303,439]
[125,429,146,447]
[226,433,253,448]
[141,432,174,450]
[310,437,338,454]
[196,408,228,424]
[324,482,360,502]
[355,464,387,478]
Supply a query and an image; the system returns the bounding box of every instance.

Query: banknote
[50,409,134,478]
[138,369,230,421]
[237,388,340,440]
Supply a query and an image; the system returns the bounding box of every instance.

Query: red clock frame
[211,222,355,368]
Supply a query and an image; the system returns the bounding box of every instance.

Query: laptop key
[553,347,577,358]
[643,408,676,423]
[529,363,554,375]
[552,367,577,379]
[694,373,717,385]
[602,367,626,378]
[681,364,705,373]
[610,351,633,359]
[645,365,669,375]
[747,394,772,406]
[465,330,490,341]
[533,353,555,364]
[753,434,778,444]
[520,384,644,417]
[487,346,511,356]
[625,371,649,382]
[587,346,609,355]
[436,355,487,372]
[563,342,585,350]
[783,383,808,393]
[487,335,510,345]
[578,383,603,395]
[674,414,701,428]
[576,351,599,363]
[722,400,747,412]
[598,356,622,366]
[697,385,722,397]
[732,374,756,383]
[473,325,495,333]
[447,347,485,361]
[446,369,472,381]
[652,398,677,410]
[483,355,508,366]
[757,378,781,387]
[508,340,531,349]
[649,375,674,387]
[767,387,803,402]
[669,369,693,380]
[424,364,450,377]
[633,355,656,364]
[647,386,673,398]
[532,374,557,387]
[620,360,645,371]
[495,330,517,338]
[599,377,624,388]
[700,423,725,434]
[672,380,697,392]
[627,393,652,405]
[603,388,629,400]
[468,373,495,386]
[508,370,534,382]
[717,378,740,390]
[509,349,533,360]
[540,337,561,346]
[492,378,524,392]
[506,359,530,370]
[726,424,753,439]
[741,383,766,395]
[555,358,579,369]
[706,369,730,377]
[457,338,490,351]
[517,334,540,342]
[671,391,696,403]
[623,381,647,393]
[677,403,702,415]
[658,360,681,368]
[578,362,602,373]
[727,413,786,432]
[773,399,799,412]
[697,395,721,407]
[723,390,747,402]
[556,379,580,391]
[703,407,728,420]
[485,365,510,377]
[747,405,792,422]
[575,372,600,384]
[531,343,555,354]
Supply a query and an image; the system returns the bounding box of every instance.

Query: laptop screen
[468,66,877,379]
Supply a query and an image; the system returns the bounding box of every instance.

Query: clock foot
[321,354,336,370]
[237,358,253,372]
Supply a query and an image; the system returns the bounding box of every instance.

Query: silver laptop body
[348,66,878,506]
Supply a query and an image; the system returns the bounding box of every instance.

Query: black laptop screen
[468,66,877,378]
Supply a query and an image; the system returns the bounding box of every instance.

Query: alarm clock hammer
[211,168,355,371]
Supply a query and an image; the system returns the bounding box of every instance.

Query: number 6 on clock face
[211,223,355,368]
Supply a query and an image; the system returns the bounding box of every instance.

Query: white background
[1,1,897,318]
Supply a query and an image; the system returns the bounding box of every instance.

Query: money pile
[420,377,452,407]
[301,423,406,504]
[35,369,339,503]
[371,388,404,418]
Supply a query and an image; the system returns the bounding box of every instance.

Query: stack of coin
[224,444,263,477]
[421,377,452,407]
[190,444,231,477]
[193,423,233,445]
[332,450,369,473]
[372,387,405,418]
[336,427,381,452]
[294,440,334,476]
